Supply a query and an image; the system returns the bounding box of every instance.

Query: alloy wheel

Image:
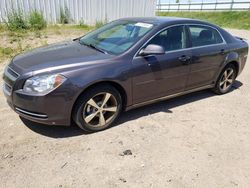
[83,92,118,127]
[219,67,235,91]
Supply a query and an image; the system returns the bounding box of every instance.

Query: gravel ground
[0,28,250,188]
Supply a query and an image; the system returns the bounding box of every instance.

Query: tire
[212,64,237,95]
[72,84,122,132]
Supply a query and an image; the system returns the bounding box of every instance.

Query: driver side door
[132,25,192,104]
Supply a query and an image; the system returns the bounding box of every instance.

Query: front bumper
[3,66,76,126]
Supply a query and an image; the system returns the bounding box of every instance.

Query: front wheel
[212,64,237,95]
[73,85,122,132]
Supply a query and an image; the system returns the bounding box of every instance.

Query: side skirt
[125,84,214,111]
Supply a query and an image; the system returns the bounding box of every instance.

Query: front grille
[3,82,12,96]
[7,67,19,78]
[3,66,20,96]
[4,66,19,82]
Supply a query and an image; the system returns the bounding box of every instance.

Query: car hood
[10,40,112,73]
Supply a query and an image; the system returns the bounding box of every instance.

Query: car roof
[119,16,211,26]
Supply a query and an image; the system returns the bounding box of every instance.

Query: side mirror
[139,44,165,56]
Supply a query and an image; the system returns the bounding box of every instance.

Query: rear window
[188,25,223,47]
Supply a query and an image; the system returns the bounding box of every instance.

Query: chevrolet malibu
[3,17,248,132]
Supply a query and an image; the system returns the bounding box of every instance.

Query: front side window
[79,20,153,55]
[188,25,223,47]
[147,25,187,52]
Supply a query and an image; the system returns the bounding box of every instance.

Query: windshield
[79,20,154,55]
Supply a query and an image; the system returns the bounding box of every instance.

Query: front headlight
[23,74,66,94]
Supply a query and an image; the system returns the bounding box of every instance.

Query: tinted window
[148,25,187,52]
[188,25,223,47]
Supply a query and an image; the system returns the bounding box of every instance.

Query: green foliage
[0,24,5,32]
[95,17,108,29]
[0,47,14,58]
[5,8,47,31]
[5,8,28,31]
[59,6,71,24]
[157,11,250,30]
[95,20,105,29]
[29,10,47,30]
[78,19,89,28]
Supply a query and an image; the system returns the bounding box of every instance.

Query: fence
[0,0,156,24]
[157,0,250,12]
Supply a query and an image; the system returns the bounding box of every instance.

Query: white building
[0,0,156,24]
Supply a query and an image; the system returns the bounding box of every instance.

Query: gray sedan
[3,17,249,132]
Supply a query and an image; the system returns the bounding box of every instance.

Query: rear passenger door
[186,25,227,90]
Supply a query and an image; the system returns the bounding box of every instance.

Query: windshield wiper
[81,41,108,54]
[89,44,108,54]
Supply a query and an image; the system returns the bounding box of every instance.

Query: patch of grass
[7,30,26,38]
[0,24,94,61]
[0,24,5,32]
[25,44,32,50]
[59,6,71,24]
[95,20,106,29]
[46,24,94,34]
[0,47,15,58]
[78,19,90,29]
[46,24,62,35]
[5,8,28,31]
[29,10,47,30]
[34,30,42,38]
[157,11,250,30]
[4,9,47,31]
[17,41,23,52]
[67,24,94,31]
[7,31,26,45]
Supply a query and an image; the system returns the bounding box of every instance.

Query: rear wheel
[73,85,122,132]
[213,64,237,94]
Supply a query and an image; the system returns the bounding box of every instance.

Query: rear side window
[188,25,223,47]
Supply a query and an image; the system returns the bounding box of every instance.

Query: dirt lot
[0,28,250,188]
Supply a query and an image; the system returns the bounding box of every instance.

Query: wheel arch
[214,52,240,83]
[71,80,128,119]
[227,61,239,76]
[214,60,239,83]
[224,52,240,76]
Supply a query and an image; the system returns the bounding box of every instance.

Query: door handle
[178,55,191,65]
[147,61,156,67]
[220,49,225,55]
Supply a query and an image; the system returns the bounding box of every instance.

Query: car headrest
[199,30,213,40]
